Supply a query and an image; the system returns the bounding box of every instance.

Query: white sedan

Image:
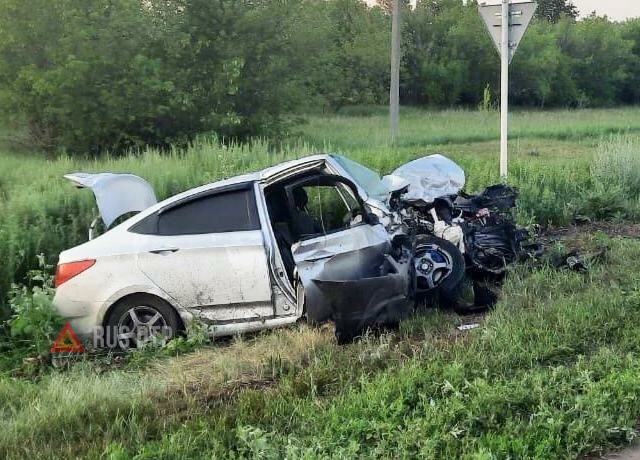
[54,154,464,348]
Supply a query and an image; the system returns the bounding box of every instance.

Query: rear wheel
[105,295,180,350]
[414,235,466,308]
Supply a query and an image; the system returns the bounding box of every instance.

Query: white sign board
[479,1,537,63]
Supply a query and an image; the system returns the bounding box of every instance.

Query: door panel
[292,223,389,267]
[292,223,392,324]
[137,230,274,321]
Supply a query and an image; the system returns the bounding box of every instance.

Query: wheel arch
[101,292,187,333]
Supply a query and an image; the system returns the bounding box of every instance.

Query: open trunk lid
[64,172,157,228]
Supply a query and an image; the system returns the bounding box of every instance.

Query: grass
[299,106,640,151]
[1,107,640,458]
[2,233,640,458]
[0,111,635,311]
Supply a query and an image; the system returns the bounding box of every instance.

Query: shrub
[578,135,640,220]
[0,255,64,372]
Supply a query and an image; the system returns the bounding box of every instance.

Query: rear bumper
[53,291,106,338]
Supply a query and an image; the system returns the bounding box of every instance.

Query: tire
[104,294,181,350]
[413,235,466,309]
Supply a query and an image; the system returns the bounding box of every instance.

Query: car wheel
[413,235,466,308]
[105,295,181,350]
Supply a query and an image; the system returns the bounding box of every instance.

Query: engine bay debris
[289,154,543,342]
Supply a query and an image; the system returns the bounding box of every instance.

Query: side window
[294,184,360,235]
[132,188,260,235]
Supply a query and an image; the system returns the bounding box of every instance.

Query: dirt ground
[603,444,640,460]
[544,222,640,240]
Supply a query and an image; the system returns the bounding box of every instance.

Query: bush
[0,255,64,373]
[576,135,640,220]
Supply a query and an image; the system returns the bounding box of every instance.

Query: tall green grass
[1,109,640,312]
[1,109,640,458]
[2,234,640,458]
[299,107,640,151]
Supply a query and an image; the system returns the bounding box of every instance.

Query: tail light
[55,259,96,287]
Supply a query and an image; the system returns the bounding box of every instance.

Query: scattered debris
[552,247,609,272]
[456,323,480,331]
[384,156,543,312]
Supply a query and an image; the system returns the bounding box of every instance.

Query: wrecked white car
[54,154,532,348]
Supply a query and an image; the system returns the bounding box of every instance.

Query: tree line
[0,0,638,153]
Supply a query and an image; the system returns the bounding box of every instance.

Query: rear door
[133,185,274,323]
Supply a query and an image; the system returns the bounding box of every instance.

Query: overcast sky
[571,0,640,21]
[367,1,640,22]
[474,1,640,21]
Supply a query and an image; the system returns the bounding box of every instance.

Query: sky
[474,1,640,21]
[365,1,640,21]
[571,0,640,21]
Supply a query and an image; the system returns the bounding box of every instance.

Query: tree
[163,0,301,140]
[620,19,640,104]
[288,0,390,111]
[0,0,303,153]
[0,0,174,152]
[509,21,576,107]
[402,0,495,106]
[561,16,633,106]
[535,0,578,23]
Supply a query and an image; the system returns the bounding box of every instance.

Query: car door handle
[149,248,179,255]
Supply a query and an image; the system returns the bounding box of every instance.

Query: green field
[2,107,640,458]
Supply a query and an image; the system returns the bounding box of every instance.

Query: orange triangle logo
[50,322,85,353]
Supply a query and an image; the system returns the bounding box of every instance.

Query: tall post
[480,0,537,178]
[500,0,510,178]
[389,0,401,143]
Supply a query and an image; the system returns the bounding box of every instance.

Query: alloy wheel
[414,243,454,292]
[116,305,169,349]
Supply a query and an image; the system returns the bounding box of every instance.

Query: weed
[592,135,640,197]
[0,255,63,374]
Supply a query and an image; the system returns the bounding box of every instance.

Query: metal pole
[500,0,509,179]
[390,0,400,143]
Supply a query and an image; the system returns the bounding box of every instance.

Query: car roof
[259,154,332,181]
[179,153,334,193]
[120,154,335,224]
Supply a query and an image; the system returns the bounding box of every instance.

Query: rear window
[131,187,260,235]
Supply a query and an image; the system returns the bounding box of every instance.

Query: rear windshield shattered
[333,155,389,202]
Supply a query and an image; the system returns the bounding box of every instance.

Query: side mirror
[366,212,380,225]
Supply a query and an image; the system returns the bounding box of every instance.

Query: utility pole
[389,0,401,143]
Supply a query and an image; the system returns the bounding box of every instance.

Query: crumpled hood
[64,172,157,228]
[384,154,465,204]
